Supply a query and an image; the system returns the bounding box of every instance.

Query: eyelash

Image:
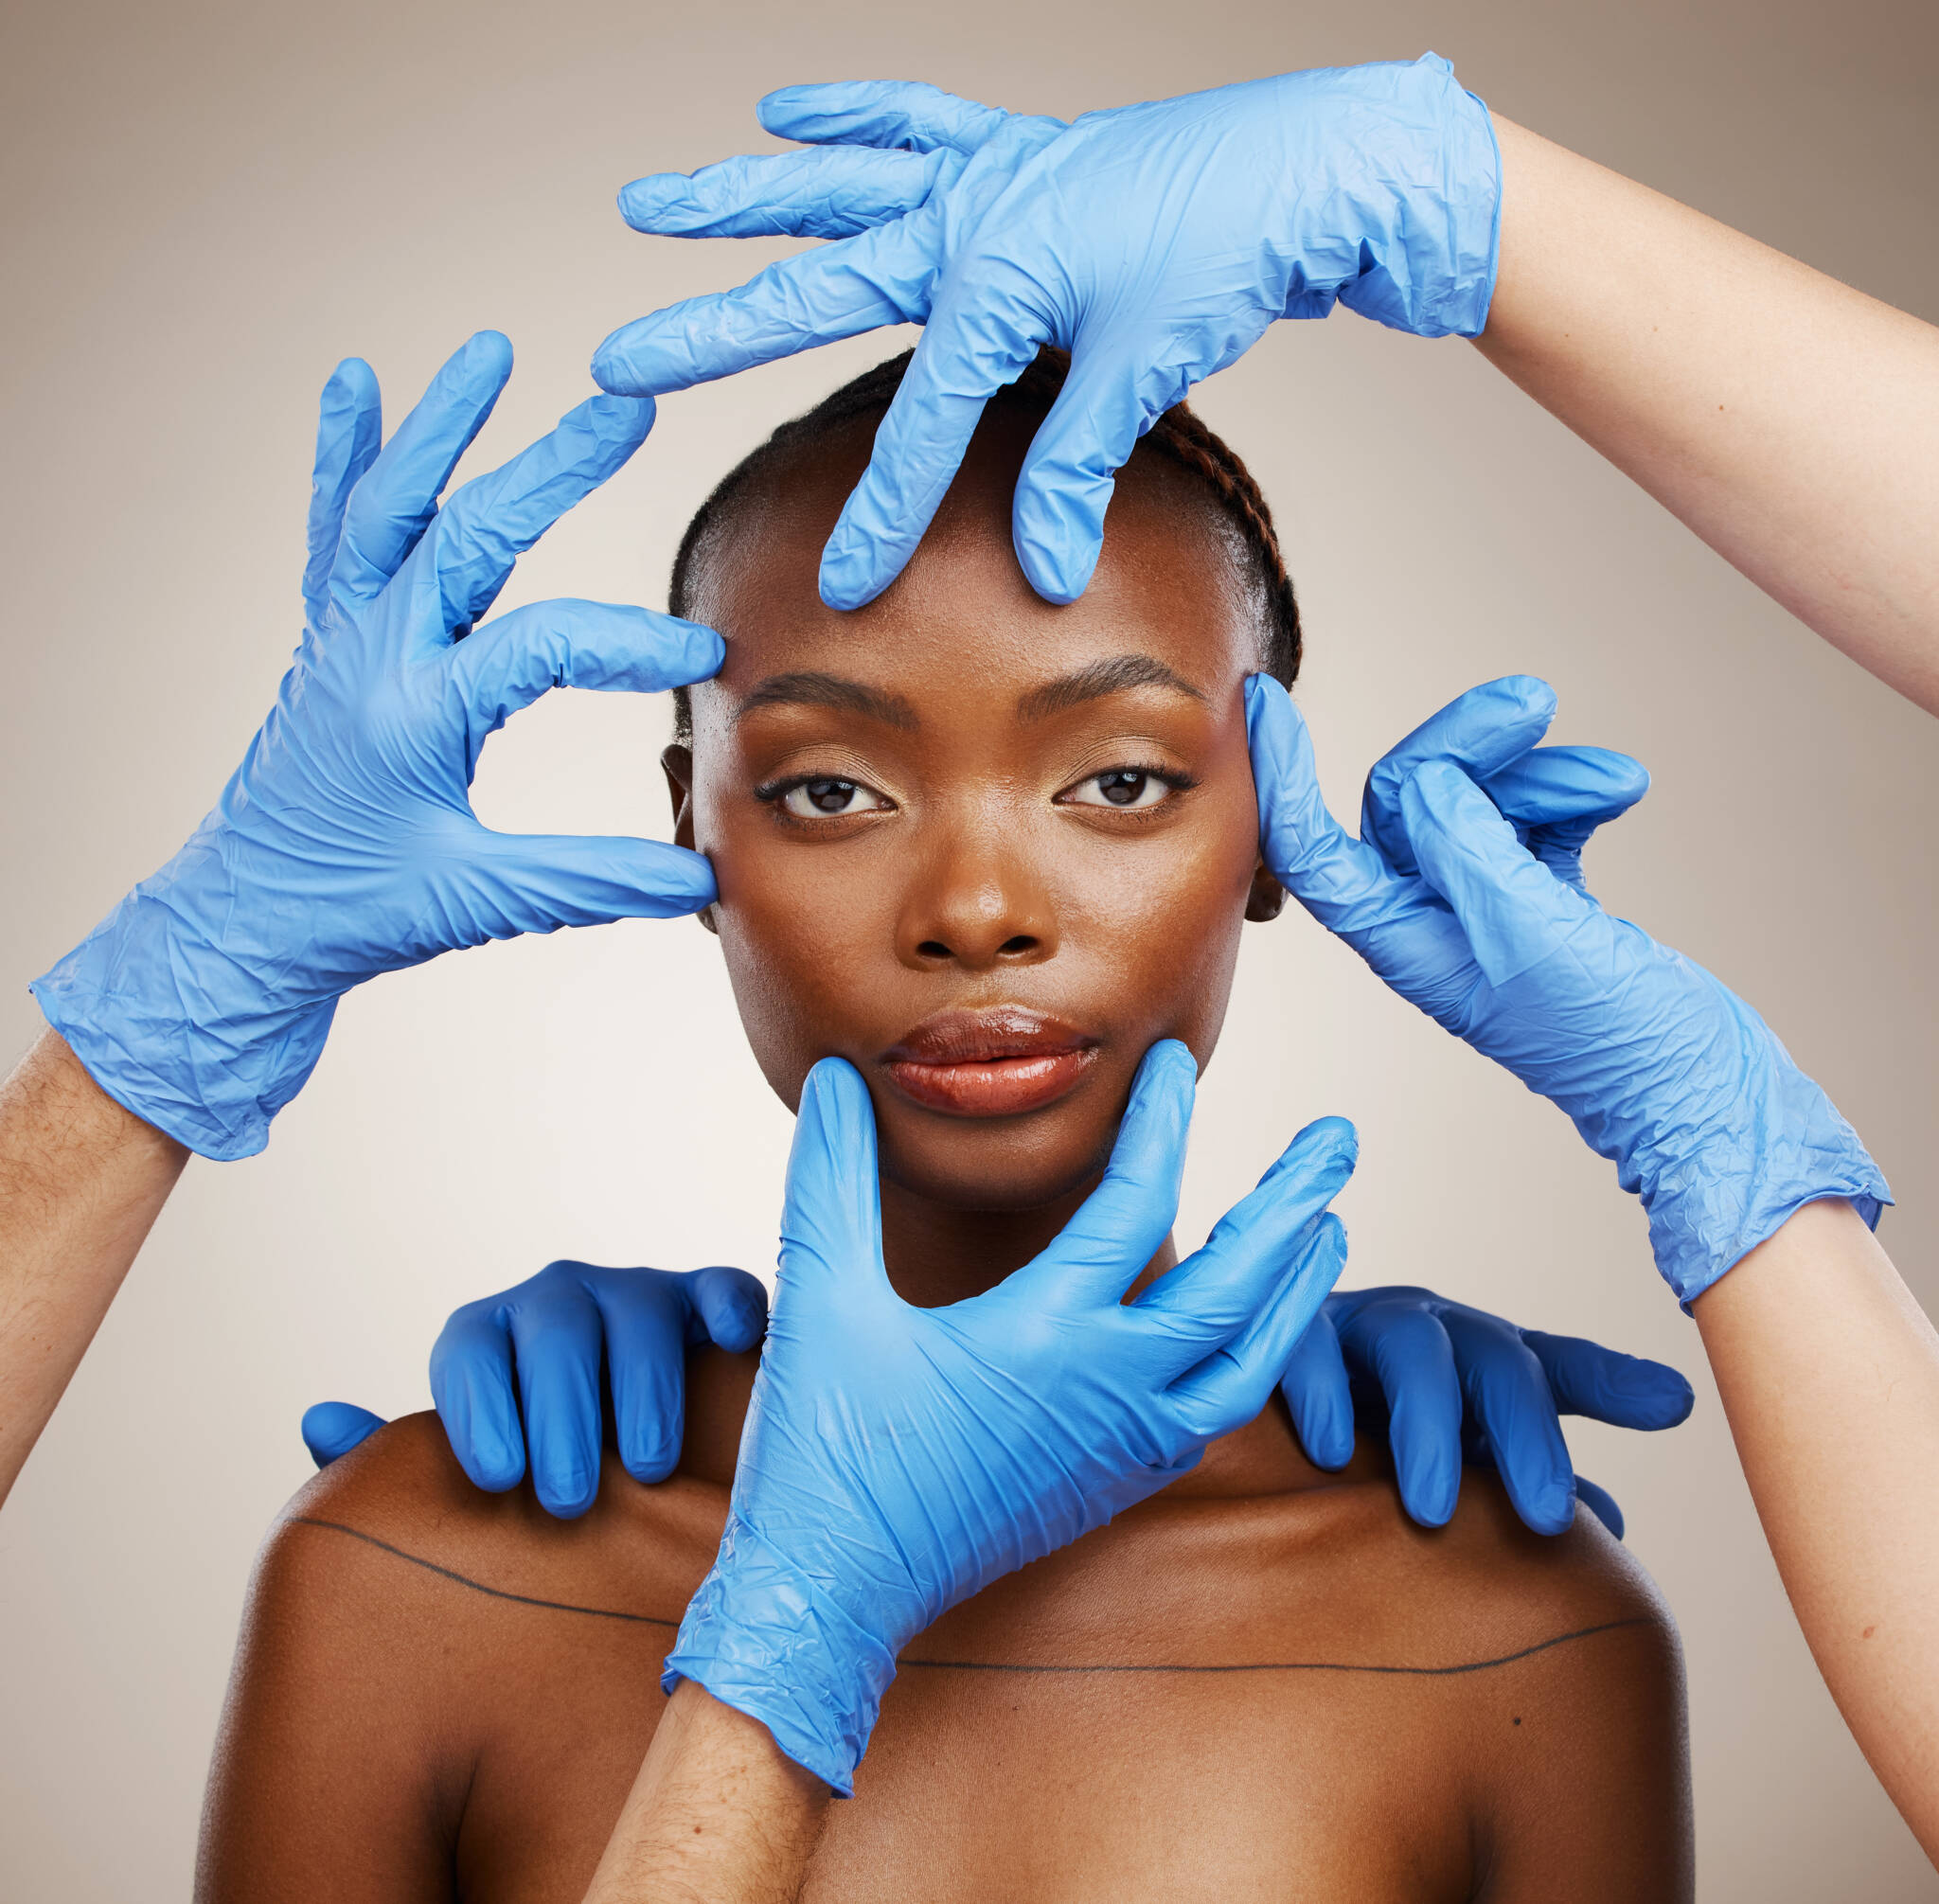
[755,763,1199,826]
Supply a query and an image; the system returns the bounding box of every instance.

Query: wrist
[1308,53,1502,338]
[1611,988,1889,1308]
[663,1512,910,1798]
[31,839,336,1160]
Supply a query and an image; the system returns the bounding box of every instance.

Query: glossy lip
[882,1006,1100,1119]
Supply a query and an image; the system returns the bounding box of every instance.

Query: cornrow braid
[667,348,1300,741]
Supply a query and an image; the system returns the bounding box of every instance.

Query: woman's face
[668,411,1280,1217]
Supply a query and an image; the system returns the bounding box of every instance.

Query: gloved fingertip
[459,329,514,383]
[536,1466,597,1520]
[1018,528,1101,608]
[1491,673,1557,725]
[1529,1478,1577,1537]
[300,1401,386,1468]
[1399,1451,1460,1529]
[817,544,888,613]
[622,1442,679,1486]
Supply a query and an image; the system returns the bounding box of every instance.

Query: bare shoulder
[261,1411,727,1630]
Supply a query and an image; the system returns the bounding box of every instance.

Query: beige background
[2,0,1935,1895]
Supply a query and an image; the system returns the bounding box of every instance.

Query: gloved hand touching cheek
[32,335,722,1160]
[594,56,1500,609]
[1247,674,1890,1307]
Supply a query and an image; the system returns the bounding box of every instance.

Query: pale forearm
[583,1682,830,1904]
[1695,1199,1939,1860]
[1476,116,1939,715]
[0,1028,187,1506]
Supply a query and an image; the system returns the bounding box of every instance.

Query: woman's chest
[457,1637,1483,1904]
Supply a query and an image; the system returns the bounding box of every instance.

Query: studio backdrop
[2,0,1934,1896]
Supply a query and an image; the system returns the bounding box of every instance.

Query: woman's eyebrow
[735,671,919,729]
[1016,654,1208,721]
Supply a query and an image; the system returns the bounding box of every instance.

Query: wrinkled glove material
[34,344,720,1158]
[666,1046,1355,1792]
[597,54,1499,607]
[1247,673,1888,1306]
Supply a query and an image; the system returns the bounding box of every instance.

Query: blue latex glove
[300,1262,769,1509]
[593,55,1500,608]
[31,335,721,1159]
[669,1044,1355,1792]
[329,1262,1686,1540]
[1247,674,1890,1306]
[1282,1288,1695,1539]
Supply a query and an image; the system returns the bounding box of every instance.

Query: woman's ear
[662,744,719,936]
[1245,859,1288,923]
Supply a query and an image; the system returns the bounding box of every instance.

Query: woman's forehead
[686,436,1265,722]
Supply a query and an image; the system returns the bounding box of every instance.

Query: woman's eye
[776,776,889,819]
[1063,770,1177,810]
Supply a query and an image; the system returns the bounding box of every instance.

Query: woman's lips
[882,1008,1099,1119]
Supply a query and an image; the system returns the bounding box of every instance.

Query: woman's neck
[876,1172,1181,1308]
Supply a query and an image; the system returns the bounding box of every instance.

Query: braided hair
[667,347,1300,741]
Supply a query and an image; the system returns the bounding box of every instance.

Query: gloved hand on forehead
[32,334,722,1160]
[592,55,1500,610]
[308,1266,1692,1541]
[1247,674,1890,1307]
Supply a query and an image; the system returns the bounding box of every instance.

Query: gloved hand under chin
[1247,674,1889,1308]
[667,1043,1353,1792]
[592,55,1500,609]
[33,335,721,1159]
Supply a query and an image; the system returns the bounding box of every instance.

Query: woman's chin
[875,1110,1116,1217]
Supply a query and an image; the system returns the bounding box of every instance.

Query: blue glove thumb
[301,1400,388,1468]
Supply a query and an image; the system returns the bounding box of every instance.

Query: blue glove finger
[780,1059,892,1298]
[1399,758,1599,988]
[1279,1301,1356,1470]
[429,1299,528,1492]
[587,1272,692,1486]
[1242,676,1395,929]
[1437,1305,1576,1536]
[1358,676,1557,874]
[819,297,1046,610]
[1014,1040,1196,1308]
[303,358,382,627]
[1521,1328,1696,1431]
[591,220,930,397]
[507,1267,607,1519]
[450,826,717,939]
[758,79,1023,155]
[301,1400,386,1468]
[334,330,512,605]
[447,599,724,774]
[1481,747,1649,893]
[683,1264,770,1355]
[1574,1475,1626,1539]
[1170,1214,1349,1433]
[417,393,656,639]
[1133,1115,1358,1343]
[620,147,944,240]
[1334,1298,1464,1528]
[1011,344,1204,606]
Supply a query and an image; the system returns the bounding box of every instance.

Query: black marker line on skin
[294,1518,1651,1677]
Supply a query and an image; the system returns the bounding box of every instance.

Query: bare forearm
[1476,116,1939,715]
[582,1681,830,1904]
[1695,1199,1939,1860]
[0,1028,187,1505]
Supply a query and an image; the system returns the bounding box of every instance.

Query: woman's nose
[898,828,1057,971]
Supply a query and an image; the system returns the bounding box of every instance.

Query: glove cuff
[30,872,332,1161]
[661,1513,901,1799]
[1618,985,1891,1308]
[1322,53,1503,339]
